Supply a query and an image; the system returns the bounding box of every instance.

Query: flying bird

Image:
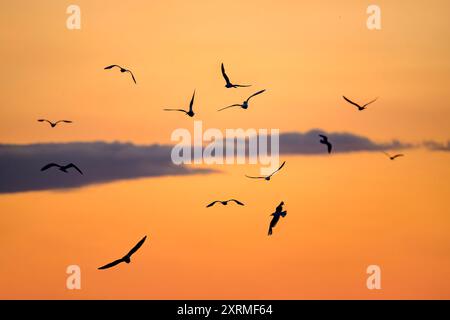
[40,163,83,175]
[343,96,378,111]
[164,90,196,117]
[98,236,147,270]
[245,161,286,181]
[383,152,404,160]
[37,119,72,128]
[319,134,332,154]
[218,89,266,111]
[221,63,251,88]
[104,65,137,84]
[268,201,287,236]
[206,199,245,208]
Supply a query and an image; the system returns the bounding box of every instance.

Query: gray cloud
[279,130,412,155]
[0,142,212,194]
[423,140,450,151]
[0,130,414,193]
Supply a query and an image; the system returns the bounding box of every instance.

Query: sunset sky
[0,0,449,299]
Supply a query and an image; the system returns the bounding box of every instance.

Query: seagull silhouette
[38,119,72,128]
[268,201,287,236]
[41,163,83,175]
[218,89,266,111]
[206,199,245,208]
[383,152,404,160]
[221,63,251,88]
[245,161,286,181]
[343,96,378,111]
[98,236,147,270]
[164,90,196,117]
[319,134,332,154]
[104,65,136,84]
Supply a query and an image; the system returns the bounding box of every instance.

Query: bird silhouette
[319,134,332,154]
[38,119,72,128]
[218,89,266,111]
[343,96,378,111]
[221,63,251,88]
[268,201,287,236]
[383,152,404,160]
[245,161,286,181]
[104,65,136,84]
[164,90,196,117]
[206,199,245,208]
[41,163,83,175]
[98,236,147,270]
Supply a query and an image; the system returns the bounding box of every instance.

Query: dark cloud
[0,142,212,194]
[0,130,413,193]
[279,130,412,155]
[423,140,450,151]
[218,129,411,156]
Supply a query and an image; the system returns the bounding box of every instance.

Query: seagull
[206,199,245,208]
[383,152,404,160]
[37,119,72,128]
[245,161,286,181]
[319,134,332,154]
[104,65,137,84]
[40,163,83,175]
[343,96,378,111]
[218,89,266,111]
[268,201,287,236]
[221,63,251,88]
[98,236,147,270]
[164,90,196,117]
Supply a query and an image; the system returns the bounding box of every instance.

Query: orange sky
[0,0,449,299]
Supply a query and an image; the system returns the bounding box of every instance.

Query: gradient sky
[0,0,449,299]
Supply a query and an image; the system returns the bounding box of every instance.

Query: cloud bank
[0,142,211,194]
[0,130,415,193]
[279,130,412,155]
[423,140,450,151]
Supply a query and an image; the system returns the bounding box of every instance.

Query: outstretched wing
[245,175,266,179]
[218,104,242,111]
[55,120,73,125]
[164,108,187,113]
[126,236,147,257]
[363,97,378,108]
[37,119,52,125]
[327,142,332,154]
[270,161,286,175]
[229,199,245,206]
[189,90,195,112]
[41,163,60,171]
[221,63,231,85]
[342,96,361,109]
[382,151,391,158]
[246,89,266,102]
[66,163,83,175]
[206,201,220,208]
[104,65,120,70]
[392,154,404,159]
[127,70,137,84]
[98,258,124,270]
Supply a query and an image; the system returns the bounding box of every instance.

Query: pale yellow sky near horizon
[0,0,449,299]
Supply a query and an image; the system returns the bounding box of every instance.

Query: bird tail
[268,227,273,236]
